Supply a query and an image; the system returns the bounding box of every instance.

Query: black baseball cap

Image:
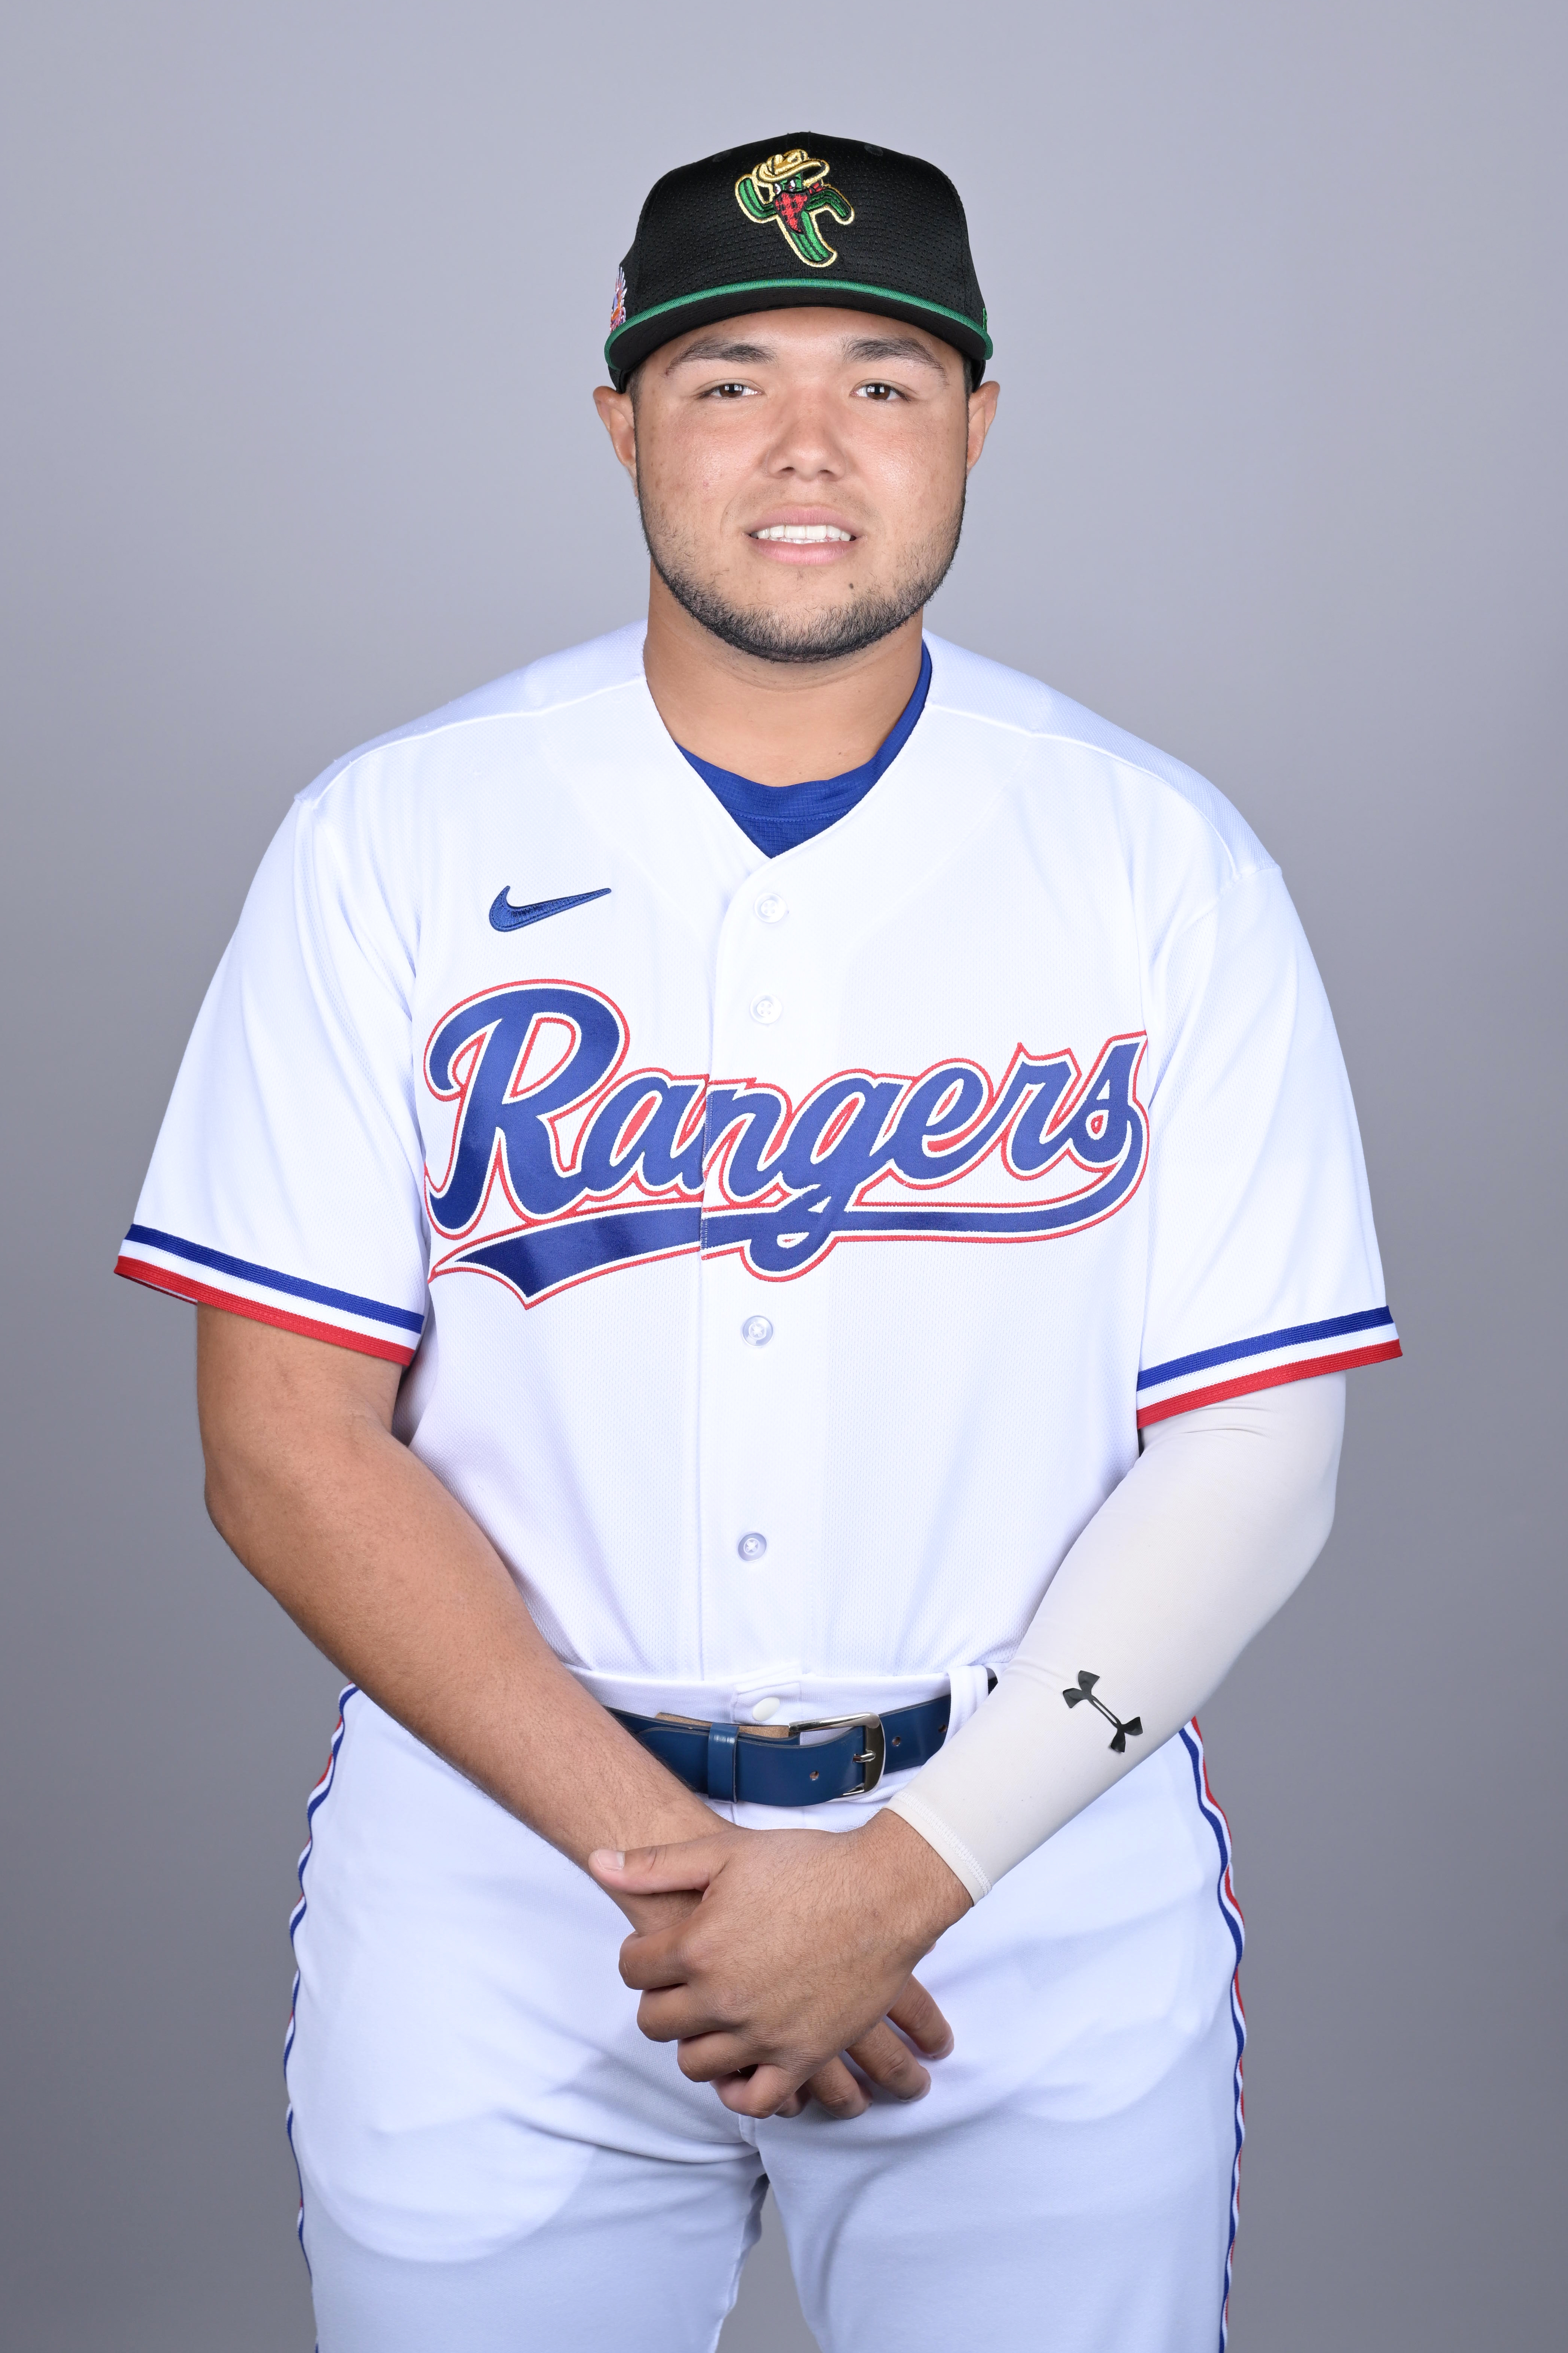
[604,135,990,390]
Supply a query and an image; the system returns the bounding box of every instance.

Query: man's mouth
[750,524,855,543]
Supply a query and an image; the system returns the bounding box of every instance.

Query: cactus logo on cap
[735,148,854,269]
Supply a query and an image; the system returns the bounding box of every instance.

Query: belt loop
[705,1720,739,1802]
[945,1664,991,1740]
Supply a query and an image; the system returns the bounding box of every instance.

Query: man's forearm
[886,1373,1347,1898]
[197,1307,958,2119]
[196,1306,715,1869]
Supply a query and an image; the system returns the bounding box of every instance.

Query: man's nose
[761,392,847,478]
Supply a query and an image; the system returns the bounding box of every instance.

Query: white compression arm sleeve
[886,1372,1346,1901]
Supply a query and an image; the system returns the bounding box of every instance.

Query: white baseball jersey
[119,622,1396,1705]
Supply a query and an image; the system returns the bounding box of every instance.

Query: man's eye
[856,381,903,401]
[705,381,756,399]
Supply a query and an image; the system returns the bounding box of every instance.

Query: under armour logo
[1062,1671,1144,1754]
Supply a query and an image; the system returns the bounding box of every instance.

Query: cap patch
[608,266,627,331]
[735,148,854,269]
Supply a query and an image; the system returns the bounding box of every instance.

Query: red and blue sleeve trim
[1137,1306,1400,1426]
[115,1224,424,1365]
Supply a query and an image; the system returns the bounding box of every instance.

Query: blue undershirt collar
[677,641,932,859]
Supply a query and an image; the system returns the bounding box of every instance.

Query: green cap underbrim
[605,276,991,389]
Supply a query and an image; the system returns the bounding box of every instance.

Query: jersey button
[737,1532,768,1563]
[750,994,782,1024]
[754,893,788,924]
[741,1315,774,1346]
[751,1697,781,1721]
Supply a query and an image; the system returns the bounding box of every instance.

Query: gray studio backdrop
[3,4,1563,2347]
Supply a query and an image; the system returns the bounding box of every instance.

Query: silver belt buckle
[790,1711,887,1798]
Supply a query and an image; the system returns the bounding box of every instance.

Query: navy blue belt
[612,1679,993,1807]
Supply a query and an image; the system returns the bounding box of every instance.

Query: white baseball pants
[288,1694,1245,2353]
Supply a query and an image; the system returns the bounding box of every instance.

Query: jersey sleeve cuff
[115,1225,424,1367]
[1136,1306,1400,1426]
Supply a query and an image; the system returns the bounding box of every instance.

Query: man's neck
[640,569,924,787]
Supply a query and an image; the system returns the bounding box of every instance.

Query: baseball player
[118,135,1400,2352]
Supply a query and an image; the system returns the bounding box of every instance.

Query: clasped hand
[589,1808,969,2120]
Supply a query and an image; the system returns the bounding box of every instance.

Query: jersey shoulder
[924,633,1273,885]
[294,623,648,812]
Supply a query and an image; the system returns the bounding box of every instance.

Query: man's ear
[593,384,639,485]
[965,378,1000,474]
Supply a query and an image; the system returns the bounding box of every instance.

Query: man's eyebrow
[841,333,947,374]
[665,335,776,369]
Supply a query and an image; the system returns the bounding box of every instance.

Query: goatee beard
[639,496,966,665]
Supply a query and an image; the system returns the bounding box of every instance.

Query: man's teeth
[753,524,854,542]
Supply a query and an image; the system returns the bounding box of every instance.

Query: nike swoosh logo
[489,886,611,933]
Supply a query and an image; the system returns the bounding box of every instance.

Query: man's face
[594,309,999,663]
